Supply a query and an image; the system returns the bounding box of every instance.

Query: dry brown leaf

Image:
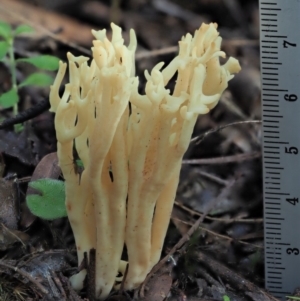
[142,273,172,301]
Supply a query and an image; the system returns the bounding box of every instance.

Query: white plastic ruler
[260,0,300,299]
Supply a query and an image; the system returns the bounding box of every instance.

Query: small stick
[0,260,49,294]
[182,151,261,165]
[190,120,262,145]
[86,249,96,301]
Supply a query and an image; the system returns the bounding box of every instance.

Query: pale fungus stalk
[50,22,241,299]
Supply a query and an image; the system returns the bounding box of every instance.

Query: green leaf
[19,72,54,87]
[0,89,19,108]
[223,296,230,301]
[17,55,60,71]
[26,178,67,220]
[14,123,24,133]
[0,22,12,39]
[0,41,9,60]
[14,24,34,36]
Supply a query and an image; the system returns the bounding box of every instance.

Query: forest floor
[0,0,281,300]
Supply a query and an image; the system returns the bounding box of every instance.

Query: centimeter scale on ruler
[260,0,300,299]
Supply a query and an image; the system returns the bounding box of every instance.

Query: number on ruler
[285,147,298,154]
[284,94,298,102]
[286,248,300,255]
[286,197,299,206]
[283,40,297,48]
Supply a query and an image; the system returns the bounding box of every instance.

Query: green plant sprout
[26,178,67,220]
[0,21,59,118]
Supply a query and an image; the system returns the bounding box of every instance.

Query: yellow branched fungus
[49,22,241,299]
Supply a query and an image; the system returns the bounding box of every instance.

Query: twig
[196,251,280,301]
[174,201,263,223]
[0,260,49,294]
[135,46,177,60]
[135,39,258,60]
[190,120,262,145]
[182,151,261,165]
[140,176,238,297]
[86,249,96,301]
[171,217,263,249]
[0,223,26,247]
[196,170,229,185]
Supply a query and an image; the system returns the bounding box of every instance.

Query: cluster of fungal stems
[49,22,241,299]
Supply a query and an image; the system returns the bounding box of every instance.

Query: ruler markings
[261,1,300,298]
[269,292,291,295]
[265,192,288,195]
[262,67,279,70]
[261,7,281,10]
[263,130,279,133]
[262,40,278,43]
[265,35,287,38]
[263,89,286,91]
[264,141,287,144]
